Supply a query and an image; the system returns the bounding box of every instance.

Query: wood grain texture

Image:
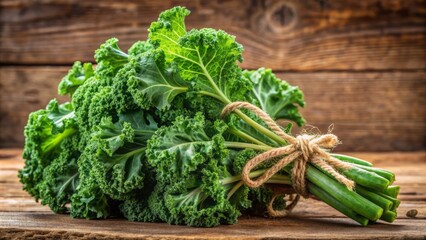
[0,149,425,239]
[0,214,425,240]
[284,72,426,151]
[1,67,425,151]
[1,0,425,70]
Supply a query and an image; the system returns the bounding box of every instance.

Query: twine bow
[221,102,354,217]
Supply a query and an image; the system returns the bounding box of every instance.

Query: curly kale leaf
[19,99,77,200]
[95,110,157,155]
[70,144,110,219]
[94,38,129,77]
[73,39,156,136]
[145,7,305,151]
[73,84,120,151]
[58,61,94,97]
[112,41,154,113]
[87,86,117,130]
[89,111,158,200]
[128,41,154,56]
[164,176,240,227]
[127,50,189,110]
[146,114,251,226]
[73,75,125,145]
[120,197,157,222]
[149,6,190,60]
[70,177,110,219]
[72,79,107,139]
[147,113,227,184]
[244,68,305,126]
[148,7,250,110]
[39,135,80,213]
[19,99,82,214]
[119,167,158,222]
[175,28,248,101]
[125,48,215,122]
[72,38,132,130]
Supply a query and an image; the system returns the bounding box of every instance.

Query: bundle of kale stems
[19,7,400,227]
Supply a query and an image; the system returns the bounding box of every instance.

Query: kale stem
[234,110,286,146]
[226,175,291,200]
[331,154,373,166]
[221,169,266,185]
[378,193,400,211]
[304,165,383,221]
[308,183,369,226]
[227,181,244,200]
[380,210,397,223]
[227,127,269,146]
[356,185,393,211]
[198,91,224,102]
[224,142,273,151]
[351,164,395,183]
[341,167,390,192]
[264,178,291,185]
[221,169,289,185]
[385,186,400,198]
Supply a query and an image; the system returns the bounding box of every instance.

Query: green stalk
[221,169,290,185]
[227,127,268,146]
[311,162,389,192]
[356,186,393,211]
[380,210,397,223]
[224,141,272,151]
[265,179,292,184]
[352,164,395,183]
[221,169,265,185]
[199,90,225,102]
[269,174,292,182]
[385,186,400,198]
[303,165,383,221]
[378,193,400,211]
[308,183,369,226]
[342,167,390,192]
[234,109,286,146]
[227,181,244,200]
[265,174,292,185]
[225,172,291,200]
[331,154,372,166]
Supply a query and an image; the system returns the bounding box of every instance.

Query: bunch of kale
[19,7,399,227]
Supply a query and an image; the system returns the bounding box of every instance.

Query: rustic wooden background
[0,0,425,151]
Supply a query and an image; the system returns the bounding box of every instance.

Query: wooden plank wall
[1,0,425,151]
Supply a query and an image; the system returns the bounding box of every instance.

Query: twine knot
[296,135,314,161]
[221,101,354,217]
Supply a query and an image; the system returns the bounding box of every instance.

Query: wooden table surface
[0,149,425,239]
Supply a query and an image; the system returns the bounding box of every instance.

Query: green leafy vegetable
[19,6,400,227]
[243,68,305,126]
[59,61,94,97]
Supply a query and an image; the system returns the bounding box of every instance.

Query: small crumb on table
[406,209,418,218]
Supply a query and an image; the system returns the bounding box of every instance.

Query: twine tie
[221,101,354,217]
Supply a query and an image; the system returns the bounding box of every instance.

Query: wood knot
[267,1,298,33]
